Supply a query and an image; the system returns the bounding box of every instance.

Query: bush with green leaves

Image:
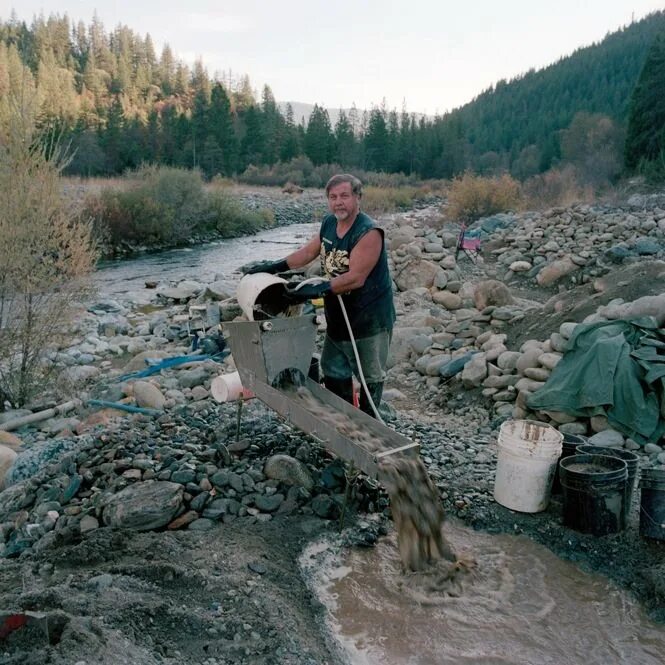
[84,166,272,251]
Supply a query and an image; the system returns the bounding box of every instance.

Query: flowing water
[94,222,318,302]
[302,521,665,665]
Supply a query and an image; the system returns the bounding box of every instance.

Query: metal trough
[225,315,419,478]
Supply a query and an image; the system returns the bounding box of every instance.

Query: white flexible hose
[293,277,384,423]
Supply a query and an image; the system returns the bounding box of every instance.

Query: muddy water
[302,521,665,665]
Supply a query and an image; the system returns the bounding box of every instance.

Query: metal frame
[225,315,419,478]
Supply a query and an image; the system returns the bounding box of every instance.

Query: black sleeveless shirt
[319,211,395,341]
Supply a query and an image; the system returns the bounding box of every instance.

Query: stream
[94,222,318,302]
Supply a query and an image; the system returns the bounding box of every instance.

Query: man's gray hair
[325,173,363,197]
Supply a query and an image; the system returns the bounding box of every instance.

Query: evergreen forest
[1,9,664,182]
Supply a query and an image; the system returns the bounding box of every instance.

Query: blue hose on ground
[86,399,163,416]
[113,350,229,383]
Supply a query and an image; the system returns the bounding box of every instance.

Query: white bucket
[493,419,563,513]
[211,371,252,402]
[236,273,298,321]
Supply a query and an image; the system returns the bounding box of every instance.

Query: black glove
[285,280,332,303]
[240,258,289,275]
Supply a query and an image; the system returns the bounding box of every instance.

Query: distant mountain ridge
[277,101,429,127]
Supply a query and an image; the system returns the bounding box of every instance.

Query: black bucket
[577,445,639,513]
[639,467,665,542]
[559,454,628,535]
[551,433,587,495]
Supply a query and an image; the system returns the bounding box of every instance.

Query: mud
[305,521,665,664]
[0,518,341,665]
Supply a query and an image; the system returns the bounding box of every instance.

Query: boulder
[133,381,166,410]
[0,445,17,490]
[122,350,172,373]
[394,260,440,291]
[0,431,23,451]
[102,481,183,530]
[432,291,462,309]
[58,365,100,386]
[587,429,625,448]
[473,280,514,310]
[536,257,581,286]
[264,454,313,490]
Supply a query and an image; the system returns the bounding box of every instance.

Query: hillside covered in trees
[0,9,663,181]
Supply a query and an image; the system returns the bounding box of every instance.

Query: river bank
[1,191,665,663]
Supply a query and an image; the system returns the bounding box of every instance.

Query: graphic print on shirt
[320,244,350,277]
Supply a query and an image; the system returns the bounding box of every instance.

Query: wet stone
[188,518,216,531]
[254,494,284,513]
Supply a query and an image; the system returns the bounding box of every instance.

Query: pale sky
[2,1,663,114]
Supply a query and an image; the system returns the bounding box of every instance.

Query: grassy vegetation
[82,166,273,252]
[361,184,438,215]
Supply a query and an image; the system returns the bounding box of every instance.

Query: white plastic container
[236,273,295,321]
[210,371,251,402]
[493,419,563,513]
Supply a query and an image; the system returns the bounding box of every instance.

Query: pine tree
[304,104,333,165]
[333,110,355,166]
[209,82,238,174]
[624,33,665,171]
[280,103,301,162]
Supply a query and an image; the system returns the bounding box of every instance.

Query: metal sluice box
[224,315,419,478]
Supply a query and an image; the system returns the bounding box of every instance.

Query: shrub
[206,189,271,237]
[522,166,595,208]
[447,173,522,221]
[83,165,273,250]
[360,185,422,214]
[0,99,97,406]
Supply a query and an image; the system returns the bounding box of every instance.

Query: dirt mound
[0,519,339,665]
[506,260,665,348]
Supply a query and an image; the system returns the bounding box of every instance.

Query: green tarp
[527,317,665,445]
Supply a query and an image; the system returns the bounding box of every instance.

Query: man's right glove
[285,280,332,303]
[239,258,289,275]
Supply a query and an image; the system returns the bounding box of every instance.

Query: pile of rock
[378,206,665,466]
[0,399,381,558]
[485,202,665,287]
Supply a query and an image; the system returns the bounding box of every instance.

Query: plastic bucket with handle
[493,419,563,513]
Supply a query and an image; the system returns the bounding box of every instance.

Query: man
[242,174,395,417]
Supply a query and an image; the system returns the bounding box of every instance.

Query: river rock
[432,291,462,309]
[394,260,440,290]
[597,294,665,326]
[536,257,581,286]
[473,280,514,309]
[0,431,23,450]
[205,281,232,300]
[178,367,209,389]
[58,365,100,386]
[461,354,487,388]
[0,445,18,490]
[102,481,183,530]
[587,430,625,448]
[122,350,172,373]
[264,455,313,490]
[133,381,166,410]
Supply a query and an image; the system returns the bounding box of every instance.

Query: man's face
[327,182,360,222]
